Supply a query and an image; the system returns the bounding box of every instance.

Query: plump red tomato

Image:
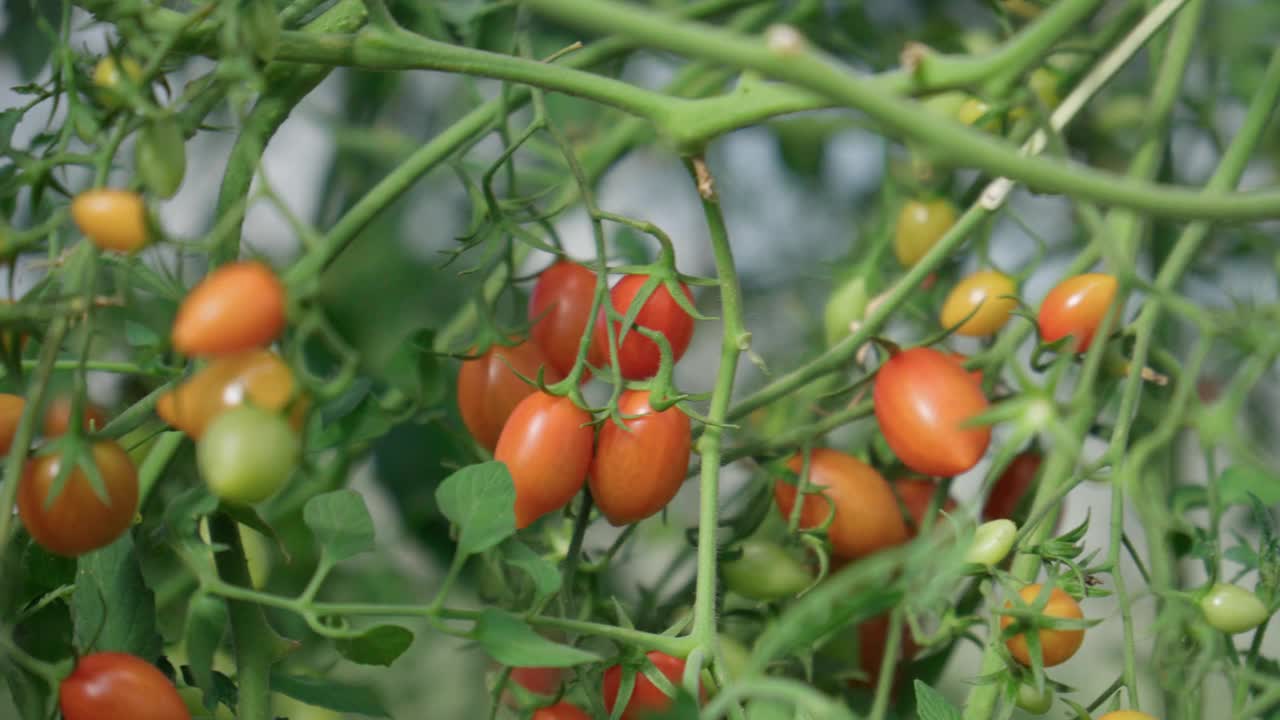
[774,449,910,559]
[0,393,25,454]
[59,652,190,720]
[17,440,138,557]
[532,702,591,720]
[509,666,561,697]
[851,613,920,692]
[71,189,148,253]
[1002,584,1085,667]
[43,396,108,436]
[171,261,286,356]
[940,270,1017,337]
[458,342,563,452]
[891,478,957,535]
[603,651,702,720]
[589,275,695,380]
[529,261,597,377]
[157,351,307,439]
[1036,273,1118,352]
[494,393,594,528]
[589,390,691,525]
[874,347,991,477]
[983,451,1042,521]
[894,198,957,267]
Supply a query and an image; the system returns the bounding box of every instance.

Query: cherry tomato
[603,651,702,720]
[589,390,691,525]
[890,477,957,535]
[197,406,298,505]
[874,347,991,477]
[171,261,286,356]
[532,702,591,720]
[721,538,813,602]
[509,666,561,697]
[983,451,1042,522]
[0,393,24,454]
[529,261,597,376]
[17,440,138,556]
[940,270,1017,337]
[965,519,1018,566]
[43,396,108,436]
[1097,713,1158,720]
[1002,584,1085,667]
[773,448,910,559]
[71,189,149,253]
[1200,583,1270,634]
[60,652,189,720]
[457,341,562,452]
[589,275,695,380]
[894,198,957,267]
[1036,273,1117,352]
[851,613,920,692]
[157,350,307,439]
[91,56,145,109]
[823,275,868,348]
[494,392,594,529]
[1015,683,1053,715]
[0,298,29,356]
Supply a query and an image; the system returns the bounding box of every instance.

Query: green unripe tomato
[197,406,298,504]
[721,538,813,602]
[965,519,1018,567]
[1015,682,1053,715]
[716,635,751,686]
[1200,583,1270,634]
[823,275,868,348]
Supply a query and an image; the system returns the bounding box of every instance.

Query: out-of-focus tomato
[91,56,145,109]
[894,198,957,267]
[983,451,1042,522]
[60,652,189,720]
[589,275,695,380]
[1015,683,1053,715]
[171,261,286,356]
[589,390,690,525]
[457,341,562,452]
[940,270,1018,337]
[0,393,24,454]
[1036,273,1118,352]
[874,347,991,477]
[1200,583,1270,634]
[157,351,306,439]
[42,396,108,436]
[944,352,984,385]
[773,449,910,559]
[494,393,594,528]
[890,477,957,535]
[529,261,597,377]
[532,702,591,720]
[71,189,149,253]
[1096,712,1158,720]
[965,519,1018,567]
[850,613,920,692]
[721,538,813,602]
[197,406,298,505]
[17,440,138,557]
[603,651,702,720]
[1002,584,1085,667]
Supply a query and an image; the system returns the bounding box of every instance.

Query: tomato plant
[156,350,306,439]
[70,189,149,252]
[171,261,287,356]
[1002,584,1086,667]
[589,389,691,524]
[602,651,700,720]
[494,392,594,528]
[939,270,1018,337]
[894,198,957,267]
[17,441,138,557]
[721,538,813,602]
[197,406,299,505]
[1036,273,1118,352]
[457,341,562,451]
[589,275,695,379]
[529,260,598,376]
[59,652,189,720]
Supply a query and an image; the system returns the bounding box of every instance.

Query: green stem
[210,513,275,720]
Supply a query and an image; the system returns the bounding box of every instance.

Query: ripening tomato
[891,477,957,535]
[894,198,957,267]
[494,392,594,528]
[532,702,591,720]
[197,406,299,505]
[589,390,691,525]
[0,393,24,454]
[1036,273,1117,352]
[874,347,991,477]
[944,352,984,385]
[457,342,562,452]
[774,449,910,559]
[940,270,1017,337]
[721,538,813,602]
[851,613,920,692]
[91,56,145,109]
[1002,584,1085,667]
[983,451,1042,522]
[60,652,189,720]
[71,189,149,253]
[171,261,286,356]
[157,351,306,439]
[17,440,138,557]
[590,275,695,380]
[603,651,702,720]
[529,261,597,377]
[1097,713,1158,720]
[43,396,108,436]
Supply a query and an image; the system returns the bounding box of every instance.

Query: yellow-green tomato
[823,275,868,348]
[940,270,1018,337]
[1015,682,1053,715]
[721,538,813,602]
[197,406,298,504]
[1200,583,1270,634]
[894,198,957,267]
[965,519,1018,566]
[92,56,144,109]
[716,635,751,686]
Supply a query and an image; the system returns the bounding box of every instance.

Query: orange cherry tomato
[589,390,691,525]
[891,477,957,535]
[1036,273,1118,352]
[602,651,702,720]
[60,651,190,720]
[851,613,920,693]
[0,393,25,454]
[1002,584,1085,667]
[457,342,562,452]
[590,275,695,380]
[42,396,108,436]
[157,350,306,439]
[773,448,910,560]
[494,392,594,529]
[71,189,148,253]
[171,261,286,356]
[894,198,957,267]
[940,270,1017,337]
[874,347,991,477]
[983,451,1042,522]
[529,261,597,377]
[17,440,138,557]
[532,702,591,720]
[1097,712,1158,720]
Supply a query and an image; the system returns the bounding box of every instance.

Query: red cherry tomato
[602,651,702,720]
[529,261,597,377]
[494,393,594,529]
[157,350,307,440]
[171,261,286,356]
[873,347,991,477]
[1002,584,1085,667]
[510,666,561,696]
[891,477,957,535]
[589,390,691,525]
[983,451,1042,522]
[533,702,591,720]
[17,440,138,557]
[773,448,910,559]
[1036,273,1118,352]
[851,613,920,692]
[457,342,562,452]
[59,652,190,720]
[590,275,695,380]
[42,396,108,436]
[0,393,24,454]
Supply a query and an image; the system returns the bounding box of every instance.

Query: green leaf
[503,540,561,599]
[135,118,187,198]
[1217,465,1280,506]
[2,662,49,720]
[304,489,376,564]
[183,593,227,699]
[334,624,414,666]
[435,462,516,556]
[914,680,963,720]
[472,609,599,667]
[124,320,161,348]
[379,328,444,406]
[71,535,162,658]
[164,488,219,543]
[269,672,390,718]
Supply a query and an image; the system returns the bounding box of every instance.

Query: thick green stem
[210,513,275,720]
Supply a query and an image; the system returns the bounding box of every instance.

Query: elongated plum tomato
[1036,273,1117,352]
[71,189,148,253]
[198,406,299,505]
[504,666,561,705]
[17,440,138,556]
[60,652,190,720]
[940,270,1018,337]
[529,261,597,377]
[589,390,691,525]
[983,451,1042,521]
[171,261,286,356]
[891,477,957,535]
[874,347,991,477]
[721,538,813,602]
[589,275,695,380]
[603,651,703,720]
[773,449,909,559]
[42,396,108,436]
[850,613,920,692]
[0,393,24,454]
[894,198,957,267]
[157,350,307,440]
[494,393,594,529]
[532,702,591,720]
[457,342,562,452]
[1002,584,1085,667]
